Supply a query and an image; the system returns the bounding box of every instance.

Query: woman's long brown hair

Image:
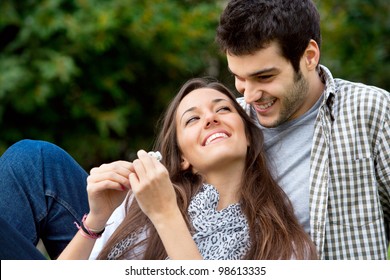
[97,77,317,260]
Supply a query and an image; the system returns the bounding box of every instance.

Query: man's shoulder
[320,65,389,102]
[334,78,389,97]
[333,78,389,107]
[330,78,389,123]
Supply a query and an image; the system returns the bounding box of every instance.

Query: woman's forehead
[178,88,229,109]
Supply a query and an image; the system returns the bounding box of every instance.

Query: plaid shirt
[239,65,390,259]
[310,65,389,259]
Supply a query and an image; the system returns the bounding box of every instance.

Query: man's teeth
[258,99,275,110]
[205,133,228,146]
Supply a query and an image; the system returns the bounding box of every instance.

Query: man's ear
[180,157,190,170]
[304,39,320,70]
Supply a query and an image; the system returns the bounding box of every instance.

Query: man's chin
[257,117,280,128]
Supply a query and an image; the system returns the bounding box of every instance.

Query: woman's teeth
[205,133,228,146]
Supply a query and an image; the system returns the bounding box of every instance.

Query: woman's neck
[202,162,244,210]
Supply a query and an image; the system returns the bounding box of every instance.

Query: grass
[37,239,50,259]
[388,245,390,260]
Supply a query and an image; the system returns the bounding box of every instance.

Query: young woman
[58,77,317,260]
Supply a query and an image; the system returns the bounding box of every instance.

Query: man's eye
[235,76,245,82]
[258,75,273,81]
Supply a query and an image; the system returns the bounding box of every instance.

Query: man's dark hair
[216,0,321,72]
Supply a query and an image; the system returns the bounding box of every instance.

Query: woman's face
[175,88,248,174]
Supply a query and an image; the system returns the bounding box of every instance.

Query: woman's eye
[217,106,231,112]
[185,116,199,125]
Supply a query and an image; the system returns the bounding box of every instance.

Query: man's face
[227,42,310,128]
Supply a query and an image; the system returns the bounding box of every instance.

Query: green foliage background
[318,0,390,89]
[0,0,389,170]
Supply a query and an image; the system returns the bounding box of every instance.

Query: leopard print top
[107,183,250,260]
[188,183,250,259]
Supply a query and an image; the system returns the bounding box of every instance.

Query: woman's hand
[129,150,202,260]
[129,150,178,223]
[85,160,133,229]
[58,160,134,260]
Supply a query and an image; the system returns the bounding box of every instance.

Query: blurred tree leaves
[0,0,224,169]
[0,0,388,169]
[318,0,390,90]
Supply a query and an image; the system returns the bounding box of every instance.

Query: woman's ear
[180,157,190,170]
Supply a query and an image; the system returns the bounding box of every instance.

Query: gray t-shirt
[238,96,322,234]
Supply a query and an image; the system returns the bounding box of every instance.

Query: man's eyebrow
[228,67,277,78]
[248,67,277,77]
[180,98,229,122]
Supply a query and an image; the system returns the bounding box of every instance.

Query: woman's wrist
[74,214,106,240]
[83,213,109,232]
[151,208,202,260]
[150,208,185,230]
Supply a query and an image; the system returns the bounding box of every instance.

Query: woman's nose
[206,119,218,127]
[204,114,219,128]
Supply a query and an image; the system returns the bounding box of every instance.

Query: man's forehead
[226,45,286,77]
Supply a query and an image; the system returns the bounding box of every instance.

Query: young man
[216,0,390,259]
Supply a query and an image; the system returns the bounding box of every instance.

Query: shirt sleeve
[376,103,390,220]
[88,197,129,260]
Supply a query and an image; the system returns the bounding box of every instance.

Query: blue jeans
[0,140,89,259]
[0,215,46,260]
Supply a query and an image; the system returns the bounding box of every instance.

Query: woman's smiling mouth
[204,132,229,146]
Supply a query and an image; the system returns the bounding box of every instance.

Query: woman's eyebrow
[180,98,229,122]
[180,106,196,122]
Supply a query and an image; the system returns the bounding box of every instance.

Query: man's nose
[236,80,262,104]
